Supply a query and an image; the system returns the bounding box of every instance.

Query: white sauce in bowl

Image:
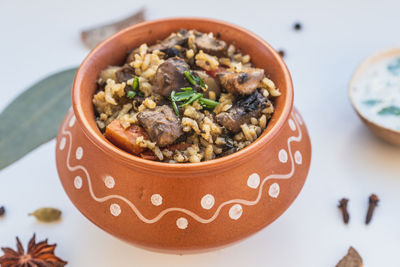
[352,57,400,131]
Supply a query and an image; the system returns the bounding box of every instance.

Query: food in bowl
[92,29,281,163]
[351,56,400,132]
[57,18,311,253]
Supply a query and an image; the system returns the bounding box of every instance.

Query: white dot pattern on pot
[59,137,66,151]
[201,194,215,210]
[69,115,76,127]
[247,173,260,189]
[294,151,302,165]
[104,175,115,189]
[110,204,121,216]
[278,149,288,163]
[229,204,243,220]
[60,111,305,227]
[74,176,82,189]
[176,217,188,229]
[151,194,163,206]
[75,146,83,160]
[288,119,296,131]
[269,183,280,198]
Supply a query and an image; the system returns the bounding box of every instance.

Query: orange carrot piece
[140,150,158,161]
[105,119,148,155]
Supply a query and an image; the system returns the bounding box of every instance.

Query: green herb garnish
[173,90,195,102]
[184,70,197,86]
[363,99,381,106]
[387,58,400,75]
[378,105,400,116]
[198,97,220,109]
[127,76,140,99]
[196,75,206,88]
[170,87,219,116]
[171,90,179,116]
[127,90,136,99]
[132,76,139,90]
[180,93,203,107]
[184,70,206,89]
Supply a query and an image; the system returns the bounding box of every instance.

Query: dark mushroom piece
[98,65,136,84]
[216,90,266,133]
[216,68,264,95]
[115,64,136,83]
[137,105,183,147]
[126,31,190,63]
[194,33,226,56]
[152,57,191,97]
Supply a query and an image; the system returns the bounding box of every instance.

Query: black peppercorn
[278,49,285,58]
[293,22,302,31]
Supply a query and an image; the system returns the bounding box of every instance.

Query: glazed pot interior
[72,17,293,171]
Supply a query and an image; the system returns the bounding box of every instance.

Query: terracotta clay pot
[56,18,312,254]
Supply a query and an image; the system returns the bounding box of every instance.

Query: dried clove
[365,194,379,225]
[338,198,350,224]
[0,206,4,216]
[29,207,62,223]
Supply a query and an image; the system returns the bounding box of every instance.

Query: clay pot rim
[72,17,294,172]
[349,47,400,138]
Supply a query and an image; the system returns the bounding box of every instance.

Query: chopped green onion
[173,91,195,102]
[195,76,206,88]
[170,85,218,114]
[127,90,136,99]
[126,76,140,99]
[184,70,197,86]
[171,91,179,116]
[180,93,203,107]
[132,76,139,90]
[184,70,207,89]
[198,97,219,109]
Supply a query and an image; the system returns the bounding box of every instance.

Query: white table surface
[1,0,400,266]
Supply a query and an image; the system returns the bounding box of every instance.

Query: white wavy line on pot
[61,111,302,224]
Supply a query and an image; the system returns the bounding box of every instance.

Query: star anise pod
[0,234,67,267]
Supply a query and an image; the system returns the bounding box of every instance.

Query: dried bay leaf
[29,207,62,223]
[0,68,77,170]
[81,8,146,49]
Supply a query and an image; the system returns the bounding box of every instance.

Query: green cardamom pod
[29,207,62,223]
[0,206,5,216]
